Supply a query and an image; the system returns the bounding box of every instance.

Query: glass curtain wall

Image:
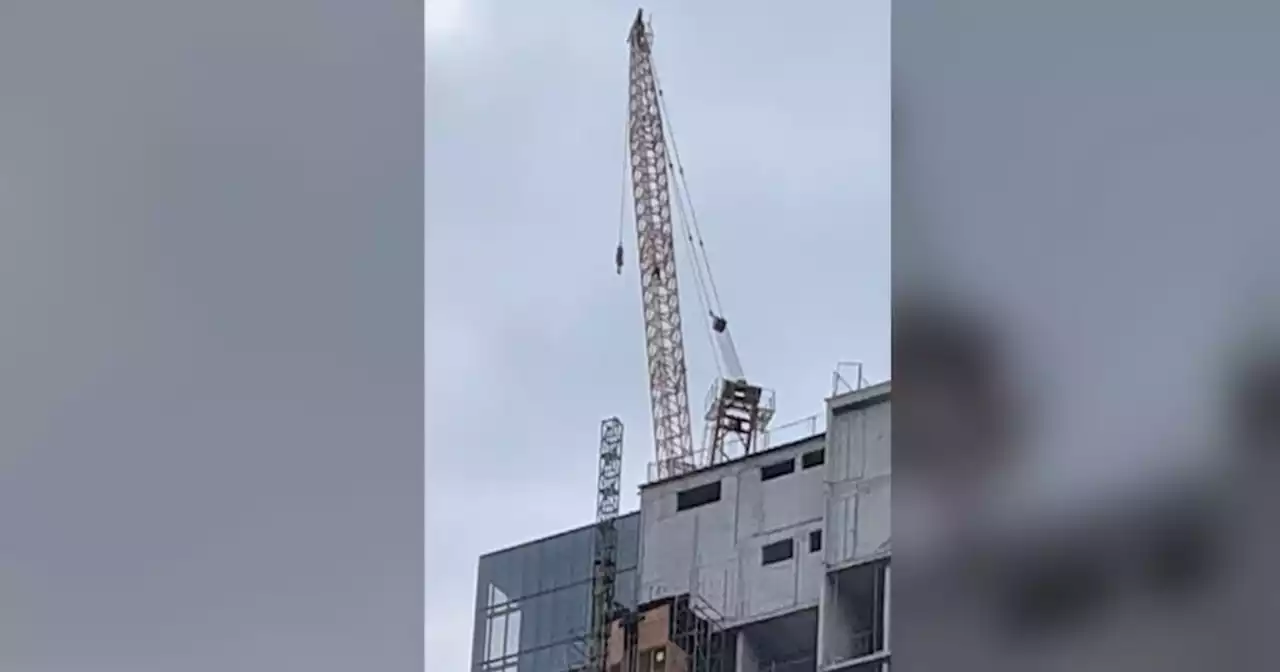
[472,513,641,672]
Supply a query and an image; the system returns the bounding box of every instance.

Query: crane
[574,13,770,672]
[620,9,773,481]
[586,417,624,672]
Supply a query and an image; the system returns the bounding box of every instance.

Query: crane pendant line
[628,10,695,480]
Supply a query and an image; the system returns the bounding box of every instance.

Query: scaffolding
[599,591,732,672]
[587,418,625,672]
[670,593,731,672]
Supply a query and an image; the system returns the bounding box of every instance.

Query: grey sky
[426,1,889,668]
[2,2,422,670]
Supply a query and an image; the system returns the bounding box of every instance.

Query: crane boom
[627,10,696,480]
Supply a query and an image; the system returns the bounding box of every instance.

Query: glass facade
[471,513,641,672]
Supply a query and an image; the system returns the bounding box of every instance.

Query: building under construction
[471,377,890,672]
[474,9,887,672]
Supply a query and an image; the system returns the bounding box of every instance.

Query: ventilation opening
[810,529,823,553]
[676,481,722,512]
[760,458,796,482]
[762,539,795,565]
[801,448,826,469]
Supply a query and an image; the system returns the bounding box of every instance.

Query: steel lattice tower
[627,9,695,481]
[587,417,624,672]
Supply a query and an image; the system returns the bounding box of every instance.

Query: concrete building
[472,381,890,672]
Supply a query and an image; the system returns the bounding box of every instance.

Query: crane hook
[615,243,624,275]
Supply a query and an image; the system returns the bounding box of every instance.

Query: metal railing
[647,413,825,482]
[831,361,869,397]
[825,649,890,672]
[758,413,822,452]
[822,629,887,671]
[761,654,817,672]
[688,591,726,623]
[644,360,877,482]
[647,447,712,483]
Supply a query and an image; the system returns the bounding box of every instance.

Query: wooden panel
[636,604,671,651]
[666,644,689,672]
[606,619,626,667]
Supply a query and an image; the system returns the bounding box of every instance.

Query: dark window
[809,529,823,553]
[762,539,794,565]
[760,458,796,482]
[676,481,721,511]
[801,449,826,469]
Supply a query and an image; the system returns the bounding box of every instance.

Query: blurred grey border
[895,1,1280,670]
[0,2,423,670]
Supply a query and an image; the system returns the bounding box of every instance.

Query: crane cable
[651,52,727,379]
[651,57,737,383]
[666,143,724,382]
[652,61,727,321]
[616,97,629,275]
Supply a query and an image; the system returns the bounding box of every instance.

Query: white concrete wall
[636,383,891,641]
[824,388,891,569]
[638,434,827,626]
[819,386,891,671]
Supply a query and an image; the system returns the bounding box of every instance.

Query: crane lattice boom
[627,10,695,480]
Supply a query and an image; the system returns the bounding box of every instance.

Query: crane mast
[627,10,696,481]
[586,417,624,672]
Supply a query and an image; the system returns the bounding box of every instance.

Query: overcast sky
[426,0,889,667]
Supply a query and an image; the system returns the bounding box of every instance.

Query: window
[676,481,721,511]
[809,529,823,553]
[801,448,826,469]
[762,539,794,565]
[485,613,508,660]
[487,583,510,608]
[504,611,521,655]
[760,458,795,482]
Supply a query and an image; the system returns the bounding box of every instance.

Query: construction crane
[619,9,773,481]
[573,13,770,672]
[585,417,624,672]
